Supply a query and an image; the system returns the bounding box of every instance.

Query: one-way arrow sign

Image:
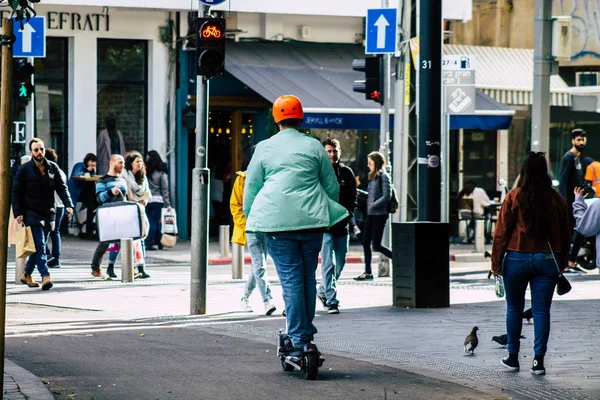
[13,16,45,58]
[366,8,397,54]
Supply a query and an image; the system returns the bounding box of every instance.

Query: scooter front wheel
[302,352,319,380]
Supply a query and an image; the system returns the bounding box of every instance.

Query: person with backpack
[354,151,393,281]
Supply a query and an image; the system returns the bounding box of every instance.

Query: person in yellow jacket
[230,171,276,315]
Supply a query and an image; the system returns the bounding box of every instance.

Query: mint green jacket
[243,129,349,232]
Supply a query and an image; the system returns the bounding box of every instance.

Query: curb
[450,253,487,263]
[208,255,364,265]
[5,358,54,400]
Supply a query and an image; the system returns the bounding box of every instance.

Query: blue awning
[449,91,515,130]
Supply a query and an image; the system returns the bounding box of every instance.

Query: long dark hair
[145,150,164,176]
[458,181,477,198]
[516,152,554,240]
[125,151,145,184]
[368,151,385,180]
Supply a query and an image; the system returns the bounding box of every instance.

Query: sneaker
[501,353,520,372]
[353,273,373,281]
[47,258,61,268]
[264,301,276,315]
[327,304,340,314]
[530,357,546,375]
[240,297,253,312]
[91,268,104,278]
[563,267,583,275]
[279,337,303,357]
[316,293,328,310]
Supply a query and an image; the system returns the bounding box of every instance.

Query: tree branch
[1,0,41,29]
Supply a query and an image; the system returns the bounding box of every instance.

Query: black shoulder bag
[547,241,572,296]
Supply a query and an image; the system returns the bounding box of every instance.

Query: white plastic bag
[134,239,145,265]
[161,208,178,235]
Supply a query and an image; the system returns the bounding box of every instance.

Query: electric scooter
[277,329,324,380]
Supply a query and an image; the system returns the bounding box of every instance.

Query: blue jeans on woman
[243,232,273,303]
[108,239,146,265]
[267,232,323,348]
[503,251,560,356]
[146,202,163,247]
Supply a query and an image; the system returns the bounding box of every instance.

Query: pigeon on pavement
[464,326,479,355]
[491,334,526,347]
[523,308,533,323]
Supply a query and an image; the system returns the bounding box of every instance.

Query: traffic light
[196,17,226,78]
[14,58,34,103]
[352,55,384,105]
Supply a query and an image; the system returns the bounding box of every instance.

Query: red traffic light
[369,91,381,100]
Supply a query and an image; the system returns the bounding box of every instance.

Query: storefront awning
[444,44,571,107]
[449,90,515,130]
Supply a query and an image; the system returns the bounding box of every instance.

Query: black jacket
[11,159,74,226]
[328,163,357,236]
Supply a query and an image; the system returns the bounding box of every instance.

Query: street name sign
[199,0,227,5]
[443,55,476,114]
[366,8,397,54]
[13,17,45,58]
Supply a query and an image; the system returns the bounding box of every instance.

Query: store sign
[442,55,476,115]
[0,11,110,32]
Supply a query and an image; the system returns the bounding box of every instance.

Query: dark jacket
[11,159,74,226]
[366,170,391,215]
[328,163,356,236]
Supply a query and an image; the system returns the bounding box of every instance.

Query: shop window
[35,37,68,169]
[462,130,497,194]
[97,39,147,154]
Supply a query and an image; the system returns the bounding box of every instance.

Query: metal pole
[417,0,442,222]
[120,238,134,282]
[219,225,230,257]
[191,1,210,315]
[395,0,412,223]
[14,257,24,285]
[231,243,243,279]
[441,113,450,222]
[531,0,554,154]
[0,18,14,394]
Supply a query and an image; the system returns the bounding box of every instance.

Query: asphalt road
[6,325,504,400]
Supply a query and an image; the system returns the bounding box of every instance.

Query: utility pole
[393,0,412,222]
[190,2,210,315]
[416,0,442,222]
[0,18,14,393]
[531,0,554,154]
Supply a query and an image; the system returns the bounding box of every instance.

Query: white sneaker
[240,297,253,312]
[353,226,361,236]
[264,301,276,315]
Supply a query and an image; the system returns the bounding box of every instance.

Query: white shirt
[463,187,491,216]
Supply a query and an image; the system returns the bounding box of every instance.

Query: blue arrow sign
[366,8,397,55]
[199,0,227,5]
[13,17,46,58]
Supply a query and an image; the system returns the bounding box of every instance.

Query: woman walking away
[106,151,152,279]
[145,151,171,250]
[491,152,570,375]
[354,151,393,281]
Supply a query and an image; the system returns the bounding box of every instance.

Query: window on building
[35,37,68,169]
[97,39,148,154]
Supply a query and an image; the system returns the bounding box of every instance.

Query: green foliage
[4,0,41,29]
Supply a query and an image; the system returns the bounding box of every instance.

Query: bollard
[121,238,134,282]
[231,243,244,279]
[15,256,25,284]
[474,220,485,252]
[219,225,230,258]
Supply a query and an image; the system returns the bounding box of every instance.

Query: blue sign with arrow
[365,8,397,55]
[199,0,227,5]
[13,17,45,58]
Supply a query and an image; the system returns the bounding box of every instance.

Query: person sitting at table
[67,153,98,240]
[457,180,491,242]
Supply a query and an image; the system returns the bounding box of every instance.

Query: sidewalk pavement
[3,359,53,400]
[5,236,600,399]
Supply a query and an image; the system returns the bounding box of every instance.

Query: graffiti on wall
[553,0,600,64]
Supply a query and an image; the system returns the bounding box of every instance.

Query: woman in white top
[458,180,491,217]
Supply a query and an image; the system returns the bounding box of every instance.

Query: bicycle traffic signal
[196,17,226,78]
[14,58,34,103]
[352,55,384,105]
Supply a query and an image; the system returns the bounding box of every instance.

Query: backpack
[379,174,399,214]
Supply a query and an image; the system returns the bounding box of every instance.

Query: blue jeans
[318,233,349,306]
[47,207,64,261]
[267,232,323,347]
[25,224,51,278]
[243,232,272,303]
[146,202,163,246]
[503,251,560,356]
[108,239,146,265]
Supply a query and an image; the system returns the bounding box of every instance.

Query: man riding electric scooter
[243,95,348,379]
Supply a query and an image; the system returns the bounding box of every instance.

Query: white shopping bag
[161,208,178,235]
